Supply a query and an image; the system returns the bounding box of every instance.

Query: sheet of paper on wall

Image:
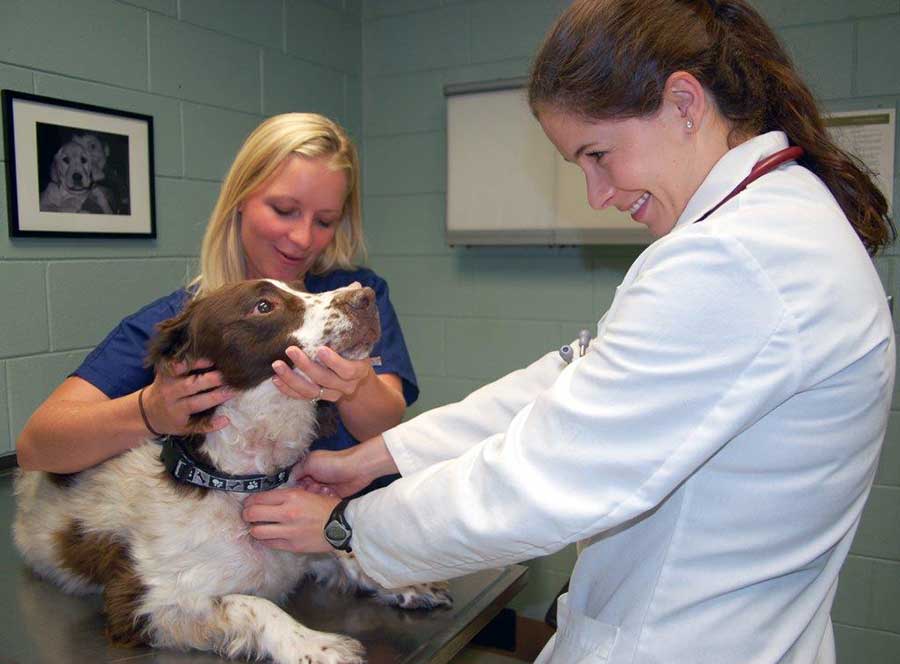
[445,82,653,246]
[824,109,895,214]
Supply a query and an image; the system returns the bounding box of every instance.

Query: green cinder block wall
[2,1,900,661]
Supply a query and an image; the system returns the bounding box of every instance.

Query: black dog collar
[161,436,293,493]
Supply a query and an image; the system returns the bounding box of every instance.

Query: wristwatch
[324,498,353,552]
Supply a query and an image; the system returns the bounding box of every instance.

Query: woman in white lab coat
[242,1,895,662]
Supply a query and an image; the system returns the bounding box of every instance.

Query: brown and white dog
[13,279,450,664]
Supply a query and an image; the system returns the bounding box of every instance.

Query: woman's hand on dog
[243,488,339,553]
[293,435,400,498]
[271,345,374,403]
[244,437,400,552]
[292,448,373,498]
[141,358,234,436]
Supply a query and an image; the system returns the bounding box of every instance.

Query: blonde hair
[192,113,365,295]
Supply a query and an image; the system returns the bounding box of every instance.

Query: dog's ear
[315,401,339,439]
[147,307,218,435]
[50,147,64,184]
[86,155,101,181]
[145,304,197,371]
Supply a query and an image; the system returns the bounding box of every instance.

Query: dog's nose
[348,287,374,311]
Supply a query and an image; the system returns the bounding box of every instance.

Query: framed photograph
[2,90,156,238]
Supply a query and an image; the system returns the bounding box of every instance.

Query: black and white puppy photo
[13,279,451,664]
[38,138,113,213]
[36,126,127,215]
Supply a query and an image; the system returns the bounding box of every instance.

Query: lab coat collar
[673,131,790,231]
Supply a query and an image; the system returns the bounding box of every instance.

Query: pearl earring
[686,119,694,129]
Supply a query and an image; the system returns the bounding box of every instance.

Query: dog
[39,139,114,214]
[73,132,109,183]
[72,132,122,213]
[13,279,451,664]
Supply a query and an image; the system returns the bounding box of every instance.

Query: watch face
[325,521,349,545]
[324,499,352,551]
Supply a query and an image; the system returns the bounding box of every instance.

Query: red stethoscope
[694,145,804,223]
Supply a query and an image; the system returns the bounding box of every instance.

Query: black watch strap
[324,498,353,552]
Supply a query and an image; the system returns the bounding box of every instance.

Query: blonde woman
[17,113,416,475]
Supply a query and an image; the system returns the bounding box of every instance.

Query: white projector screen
[445,79,653,246]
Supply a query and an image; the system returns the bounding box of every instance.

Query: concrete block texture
[365,5,468,76]
[0,263,49,359]
[0,364,9,454]
[0,0,147,89]
[7,350,90,446]
[180,0,284,48]
[182,103,262,181]
[46,259,189,351]
[286,0,361,76]
[858,15,900,96]
[364,193,450,256]
[262,49,345,121]
[149,12,260,113]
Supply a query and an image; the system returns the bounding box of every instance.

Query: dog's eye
[253,299,274,315]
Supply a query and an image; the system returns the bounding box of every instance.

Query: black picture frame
[2,90,156,238]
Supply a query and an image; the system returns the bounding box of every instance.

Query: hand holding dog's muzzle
[272,345,375,404]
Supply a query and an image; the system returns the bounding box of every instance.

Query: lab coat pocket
[536,593,619,664]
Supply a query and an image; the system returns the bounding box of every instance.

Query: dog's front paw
[290,630,365,664]
[382,582,453,610]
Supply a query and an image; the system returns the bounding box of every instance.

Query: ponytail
[704,0,893,255]
[529,0,894,254]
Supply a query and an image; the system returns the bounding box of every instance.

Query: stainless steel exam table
[0,469,527,664]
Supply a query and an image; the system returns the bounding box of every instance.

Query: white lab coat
[348,132,895,663]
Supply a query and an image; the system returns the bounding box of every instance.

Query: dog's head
[50,141,92,191]
[147,279,380,391]
[72,133,109,182]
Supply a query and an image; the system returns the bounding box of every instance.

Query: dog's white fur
[14,279,449,664]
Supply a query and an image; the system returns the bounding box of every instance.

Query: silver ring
[311,386,324,403]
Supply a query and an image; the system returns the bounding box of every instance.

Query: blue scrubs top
[72,268,418,452]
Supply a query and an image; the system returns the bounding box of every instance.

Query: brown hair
[529,0,894,254]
